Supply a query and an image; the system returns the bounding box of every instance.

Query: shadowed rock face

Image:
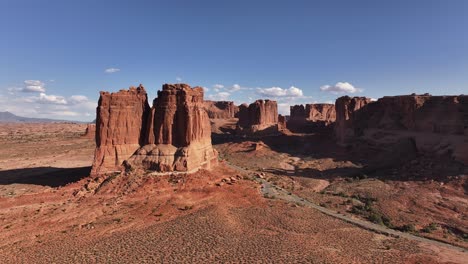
[237,100,279,135]
[91,84,218,174]
[92,85,150,174]
[288,104,336,133]
[203,101,239,119]
[334,96,372,143]
[335,94,468,165]
[278,115,287,131]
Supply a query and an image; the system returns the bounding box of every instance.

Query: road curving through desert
[225,162,468,254]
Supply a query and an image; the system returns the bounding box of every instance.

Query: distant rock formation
[278,114,287,131]
[82,124,96,139]
[288,104,336,133]
[306,104,336,123]
[237,100,279,135]
[334,94,468,165]
[91,84,218,174]
[334,96,372,143]
[203,101,239,119]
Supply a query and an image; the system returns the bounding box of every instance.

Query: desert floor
[0,123,466,263]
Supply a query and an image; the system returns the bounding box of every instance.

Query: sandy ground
[0,123,466,263]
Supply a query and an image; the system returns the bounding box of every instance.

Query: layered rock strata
[203,101,239,119]
[91,84,218,174]
[237,100,279,135]
[335,94,468,165]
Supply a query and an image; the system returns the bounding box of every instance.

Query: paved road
[225,162,468,254]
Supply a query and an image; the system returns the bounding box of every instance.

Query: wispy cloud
[22,80,46,93]
[105,68,120,73]
[320,82,362,94]
[207,91,230,101]
[176,76,182,82]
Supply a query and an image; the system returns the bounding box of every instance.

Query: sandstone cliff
[237,100,279,135]
[334,96,372,143]
[288,104,336,133]
[203,101,239,119]
[82,124,96,139]
[91,83,218,174]
[91,85,150,174]
[335,94,468,165]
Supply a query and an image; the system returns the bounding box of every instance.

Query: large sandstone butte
[288,104,336,133]
[237,100,279,135]
[91,84,218,174]
[335,94,468,165]
[91,85,150,174]
[203,101,239,119]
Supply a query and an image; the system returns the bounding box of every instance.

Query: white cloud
[207,92,230,101]
[320,82,362,94]
[176,76,182,82]
[105,68,120,73]
[37,93,67,105]
[229,84,241,92]
[257,86,304,98]
[213,84,224,89]
[22,80,46,93]
[202,87,209,92]
[68,95,89,104]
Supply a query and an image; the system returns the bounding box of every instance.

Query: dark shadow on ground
[0,166,91,187]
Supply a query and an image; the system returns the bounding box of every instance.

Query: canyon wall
[203,101,239,119]
[91,84,218,174]
[288,104,336,133]
[334,96,372,143]
[335,94,468,165]
[237,100,279,135]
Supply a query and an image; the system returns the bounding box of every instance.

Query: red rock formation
[289,105,306,121]
[237,100,279,135]
[288,104,336,133]
[306,104,336,122]
[91,83,218,174]
[82,124,96,139]
[278,114,287,131]
[203,101,239,119]
[129,84,218,172]
[91,85,150,174]
[335,94,468,165]
[334,96,372,143]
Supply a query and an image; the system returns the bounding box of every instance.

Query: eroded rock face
[237,100,279,135]
[91,83,218,174]
[288,104,336,133]
[91,85,150,174]
[335,94,468,165]
[82,124,96,139]
[334,96,372,143]
[306,104,336,122]
[203,101,239,119]
[278,114,287,131]
[130,84,217,172]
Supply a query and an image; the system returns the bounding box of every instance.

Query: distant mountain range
[0,111,88,123]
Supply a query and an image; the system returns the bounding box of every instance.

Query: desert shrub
[398,224,416,233]
[421,223,439,233]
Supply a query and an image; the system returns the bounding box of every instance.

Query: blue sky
[1,0,467,121]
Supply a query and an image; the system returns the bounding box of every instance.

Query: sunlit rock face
[91,83,218,174]
[237,100,279,135]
